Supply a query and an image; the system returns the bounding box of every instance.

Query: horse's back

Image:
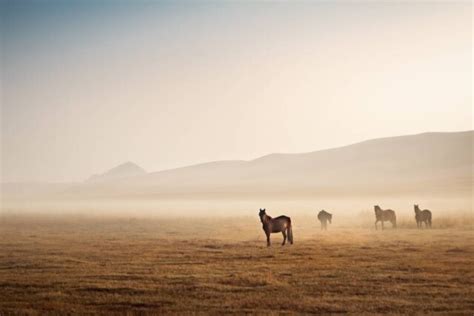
[318,211,330,220]
[274,215,291,222]
[421,210,432,219]
[269,215,291,233]
[378,209,396,221]
[387,209,396,219]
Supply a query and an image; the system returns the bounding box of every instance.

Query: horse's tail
[287,219,293,244]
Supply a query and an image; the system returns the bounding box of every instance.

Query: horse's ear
[263,208,266,212]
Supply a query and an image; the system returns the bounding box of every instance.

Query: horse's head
[259,208,266,221]
[374,205,380,213]
[414,204,419,213]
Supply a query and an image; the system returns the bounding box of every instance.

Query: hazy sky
[1,1,472,182]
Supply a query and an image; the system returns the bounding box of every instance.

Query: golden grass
[0,214,473,314]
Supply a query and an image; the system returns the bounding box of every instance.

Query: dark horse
[259,209,293,247]
[317,210,332,230]
[374,205,397,230]
[414,204,432,228]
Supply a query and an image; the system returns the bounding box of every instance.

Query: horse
[374,205,396,230]
[317,210,332,230]
[414,204,432,228]
[258,208,293,247]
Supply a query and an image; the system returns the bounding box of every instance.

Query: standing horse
[414,204,432,228]
[374,205,397,230]
[317,210,332,230]
[259,209,293,247]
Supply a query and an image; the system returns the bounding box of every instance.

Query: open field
[1,214,473,314]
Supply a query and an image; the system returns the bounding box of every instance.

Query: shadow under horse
[259,209,293,247]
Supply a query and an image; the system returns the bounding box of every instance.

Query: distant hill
[52,130,472,199]
[86,161,146,183]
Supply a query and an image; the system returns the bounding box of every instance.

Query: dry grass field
[1,213,473,314]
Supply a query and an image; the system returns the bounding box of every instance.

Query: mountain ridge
[67,130,473,198]
[86,161,146,183]
[2,130,472,201]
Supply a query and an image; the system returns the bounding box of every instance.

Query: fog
[2,1,471,183]
[1,2,472,219]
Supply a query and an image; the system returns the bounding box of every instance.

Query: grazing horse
[317,210,332,230]
[414,204,432,228]
[374,205,397,230]
[259,209,293,247]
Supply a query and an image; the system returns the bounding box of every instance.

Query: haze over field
[0,2,472,215]
[2,131,472,216]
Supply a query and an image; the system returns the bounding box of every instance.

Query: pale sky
[1,1,472,182]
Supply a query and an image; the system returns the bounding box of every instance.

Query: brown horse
[374,205,396,230]
[259,209,293,247]
[414,204,432,228]
[317,210,332,230]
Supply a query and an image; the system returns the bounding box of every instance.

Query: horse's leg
[288,226,293,245]
[266,232,271,247]
[381,221,384,230]
[375,220,378,230]
[281,230,287,246]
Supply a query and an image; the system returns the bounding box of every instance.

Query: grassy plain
[0,213,473,314]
